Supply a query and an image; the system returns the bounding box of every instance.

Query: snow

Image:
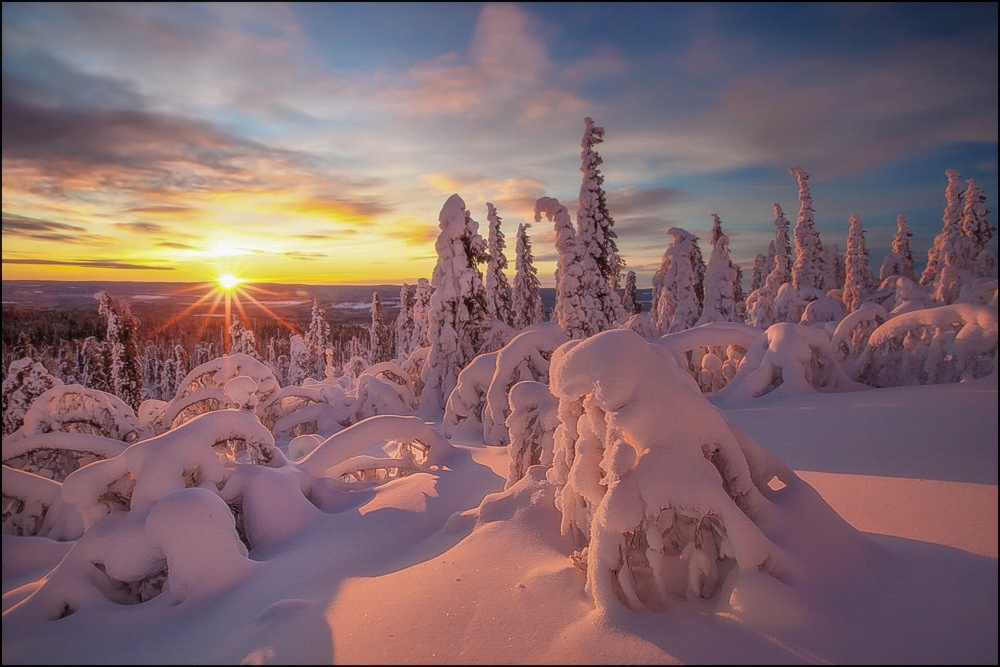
[2,351,995,664]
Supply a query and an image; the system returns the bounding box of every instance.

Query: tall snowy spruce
[651,227,705,334]
[789,167,826,292]
[95,291,143,411]
[484,203,514,326]
[842,214,877,313]
[510,222,545,329]
[368,292,392,364]
[576,117,627,327]
[623,270,642,315]
[536,196,606,339]
[394,284,416,359]
[921,169,964,286]
[305,299,331,379]
[880,214,916,281]
[421,194,490,409]
[960,178,997,279]
[697,216,742,325]
[771,202,793,287]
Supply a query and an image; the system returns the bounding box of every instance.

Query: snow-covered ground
[2,370,996,664]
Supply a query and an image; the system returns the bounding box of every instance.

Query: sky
[2,2,997,287]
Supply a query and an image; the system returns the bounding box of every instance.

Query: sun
[217,273,242,291]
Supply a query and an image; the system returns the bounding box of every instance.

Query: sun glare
[218,273,242,291]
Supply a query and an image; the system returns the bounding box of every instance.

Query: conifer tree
[623,270,642,315]
[771,202,793,286]
[921,169,964,285]
[484,203,514,326]
[576,117,626,326]
[879,214,916,281]
[789,167,826,292]
[842,214,877,313]
[536,196,602,339]
[394,283,416,359]
[961,178,996,278]
[421,194,490,409]
[95,291,143,411]
[368,292,392,364]
[652,227,705,334]
[511,222,545,329]
[305,299,331,379]
[750,253,767,293]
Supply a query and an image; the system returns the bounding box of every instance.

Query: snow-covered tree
[652,227,705,334]
[842,214,877,313]
[421,194,490,410]
[576,117,626,327]
[394,283,416,359]
[771,202,793,287]
[960,178,997,279]
[548,329,790,611]
[304,300,331,380]
[229,319,258,358]
[750,253,767,293]
[537,196,608,339]
[411,278,434,351]
[697,231,741,324]
[95,291,143,412]
[789,167,825,292]
[880,214,916,281]
[623,270,642,315]
[287,334,312,387]
[511,222,545,329]
[921,169,964,286]
[484,203,514,326]
[368,292,392,364]
[2,357,64,435]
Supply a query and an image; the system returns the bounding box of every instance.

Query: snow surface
[2,367,995,664]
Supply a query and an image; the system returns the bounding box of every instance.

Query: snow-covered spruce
[421,194,490,411]
[880,214,916,282]
[842,214,877,314]
[547,329,791,611]
[2,357,64,436]
[789,167,827,293]
[652,227,705,334]
[484,203,514,327]
[576,117,627,327]
[511,222,546,329]
[536,195,609,339]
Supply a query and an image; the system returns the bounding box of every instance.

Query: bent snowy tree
[547,329,793,611]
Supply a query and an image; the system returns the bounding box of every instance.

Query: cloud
[2,257,172,271]
[607,186,688,217]
[156,241,198,250]
[1,211,104,243]
[116,221,167,234]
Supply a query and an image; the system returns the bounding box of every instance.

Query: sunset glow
[217,274,242,291]
[1,3,996,286]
